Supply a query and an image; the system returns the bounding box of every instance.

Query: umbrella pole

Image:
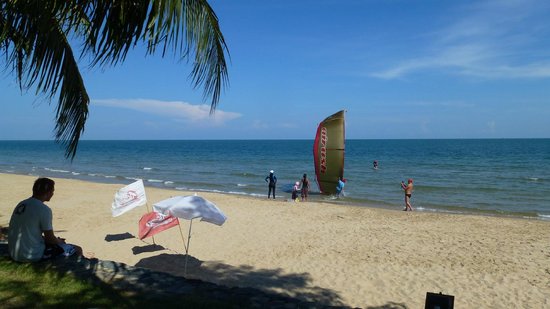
[184,219,193,275]
[177,222,188,252]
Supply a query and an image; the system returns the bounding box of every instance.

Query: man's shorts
[42,243,77,260]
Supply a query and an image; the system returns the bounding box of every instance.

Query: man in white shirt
[8,178,82,262]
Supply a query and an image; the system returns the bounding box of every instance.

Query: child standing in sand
[401,178,414,211]
[292,181,300,202]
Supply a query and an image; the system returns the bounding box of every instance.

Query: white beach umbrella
[152,195,227,273]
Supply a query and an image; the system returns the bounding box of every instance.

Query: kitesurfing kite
[313,110,346,195]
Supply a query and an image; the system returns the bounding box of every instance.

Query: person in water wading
[336,177,346,198]
[300,173,310,201]
[401,178,414,211]
[265,170,277,199]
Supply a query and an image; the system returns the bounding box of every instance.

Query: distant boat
[313,110,345,195]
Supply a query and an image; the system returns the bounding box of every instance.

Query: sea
[1,139,549,220]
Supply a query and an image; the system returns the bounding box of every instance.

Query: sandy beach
[1,173,549,308]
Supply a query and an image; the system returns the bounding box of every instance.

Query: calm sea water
[1,139,548,219]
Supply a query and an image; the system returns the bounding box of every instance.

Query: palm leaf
[82,0,229,108]
[1,0,89,159]
[1,0,229,158]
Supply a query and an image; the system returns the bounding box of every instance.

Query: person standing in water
[300,173,310,201]
[401,178,414,211]
[265,170,277,199]
[373,160,378,169]
[335,177,346,198]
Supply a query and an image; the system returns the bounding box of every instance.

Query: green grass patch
[0,225,249,308]
[0,257,130,308]
[0,257,247,308]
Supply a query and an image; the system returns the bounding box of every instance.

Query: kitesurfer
[265,170,277,199]
[336,177,346,197]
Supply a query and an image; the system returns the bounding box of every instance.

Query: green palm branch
[0,0,229,158]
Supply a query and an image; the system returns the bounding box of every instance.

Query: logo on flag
[138,211,179,240]
[112,180,147,217]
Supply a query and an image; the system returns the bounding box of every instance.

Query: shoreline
[2,139,548,220]
[1,173,549,307]
[2,171,548,221]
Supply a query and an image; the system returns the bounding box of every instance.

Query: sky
[1,0,550,140]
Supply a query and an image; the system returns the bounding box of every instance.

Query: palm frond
[0,0,89,159]
[184,0,229,111]
[83,0,229,108]
[1,0,229,159]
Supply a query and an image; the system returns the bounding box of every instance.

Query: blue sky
[2,0,550,140]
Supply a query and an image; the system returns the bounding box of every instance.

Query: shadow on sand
[135,253,409,308]
[0,225,409,309]
[136,252,345,305]
[366,303,408,309]
[104,232,135,242]
[132,244,165,255]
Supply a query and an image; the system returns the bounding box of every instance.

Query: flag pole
[144,202,156,245]
[141,179,155,246]
[184,219,193,276]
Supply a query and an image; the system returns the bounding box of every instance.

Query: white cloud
[92,99,241,126]
[252,120,269,129]
[371,0,550,79]
[420,120,431,134]
[250,120,298,130]
[372,100,476,109]
[280,122,298,129]
[487,121,496,132]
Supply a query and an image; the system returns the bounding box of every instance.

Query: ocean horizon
[1,138,549,220]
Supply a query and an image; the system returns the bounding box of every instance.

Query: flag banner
[153,195,227,226]
[138,211,179,240]
[112,179,147,217]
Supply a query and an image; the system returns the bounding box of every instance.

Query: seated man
[8,177,82,262]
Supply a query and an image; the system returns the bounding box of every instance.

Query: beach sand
[1,173,549,308]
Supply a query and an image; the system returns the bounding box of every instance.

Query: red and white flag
[138,211,179,240]
[112,180,147,217]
